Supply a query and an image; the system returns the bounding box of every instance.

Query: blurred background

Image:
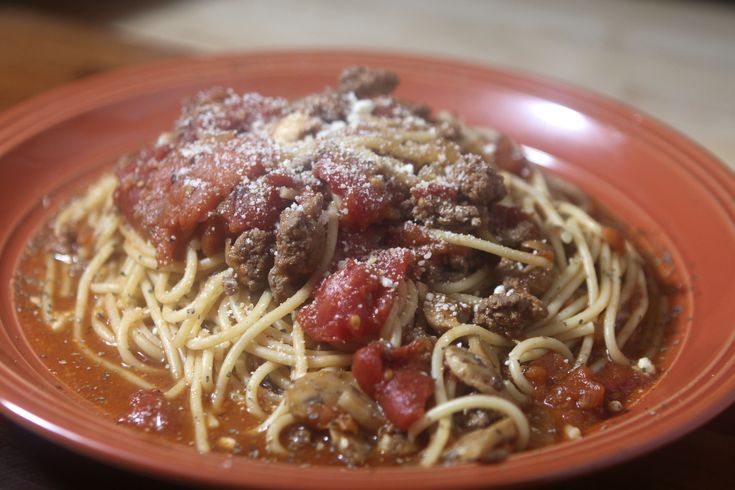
[1,2,734,489]
[1,0,734,168]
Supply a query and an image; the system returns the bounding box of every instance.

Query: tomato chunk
[217,171,297,234]
[297,248,414,346]
[352,338,434,430]
[314,151,407,228]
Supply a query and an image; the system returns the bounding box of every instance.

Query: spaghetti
[21,66,667,466]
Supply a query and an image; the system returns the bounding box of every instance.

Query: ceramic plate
[0,51,733,489]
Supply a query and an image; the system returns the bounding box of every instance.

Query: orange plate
[0,51,733,489]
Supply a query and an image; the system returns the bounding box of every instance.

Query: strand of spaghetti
[196,254,226,272]
[74,337,154,389]
[530,167,552,196]
[164,377,188,399]
[119,224,157,257]
[244,343,352,368]
[554,294,589,322]
[90,311,115,344]
[503,379,528,405]
[266,413,296,455]
[268,368,292,391]
[130,327,164,360]
[558,202,603,234]
[121,262,145,303]
[93,213,120,250]
[141,279,183,379]
[200,342,215,392]
[104,293,121,333]
[617,272,649,348]
[154,245,198,304]
[258,335,347,358]
[134,322,164,350]
[54,175,117,235]
[540,258,582,304]
[508,337,574,395]
[246,361,280,418]
[538,268,586,324]
[212,207,339,409]
[183,347,195,381]
[527,168,569,272]
[187,291,271,350]
[619,255,640,305]
[291,321,308,379]
[227,295,255,323]
[566,218,598,305]
[602,255,627,364]
[428,229,552,268]
[556,322,595,341]
[574,334,595,368]
[90,282,121,294]
[255,399,287,433]
[190,353,209,452]
[430,266,490,294]
[558,244,612,327]
[123,240,159,270]
[116,308,160,372]
[548,228,568,271]
[539,232,601,310]
[410,395,529,450]
[163,270,229,324]
[171,271,228,347]
[504,171,565,228]
[216,298,235,330]
[74,240,115,326]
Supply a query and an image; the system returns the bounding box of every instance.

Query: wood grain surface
[0,5,733,490]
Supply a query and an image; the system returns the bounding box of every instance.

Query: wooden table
[1,6,733,489]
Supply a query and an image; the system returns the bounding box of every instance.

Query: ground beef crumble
[474,279,547,339]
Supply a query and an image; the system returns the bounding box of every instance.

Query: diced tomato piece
[217,171,296,234]
[297,248,414,346]
[376,368,434,430]
[545,367,606,411]
[352,342,384,398]
[352,338,434,430]
[336,226,386,261]
[313,151,406,228]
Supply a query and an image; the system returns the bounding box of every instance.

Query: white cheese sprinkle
[635,357,656,376]
[563,425,582,440]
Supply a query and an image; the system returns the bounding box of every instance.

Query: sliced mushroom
[329,425,373,465]
[444,345,504,394]
[337,385,386,432]
[376,431,420,457]
[423,292,473,333]
[442,418,516,463]
[286,371,353,428]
